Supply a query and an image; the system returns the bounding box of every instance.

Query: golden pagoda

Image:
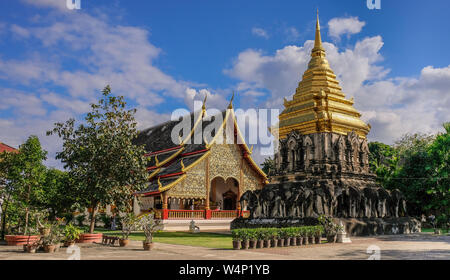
[276,12,370,140]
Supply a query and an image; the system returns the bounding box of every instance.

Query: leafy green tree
[393,133,435,216]
[261,157,275,175]
[38,168,77,220]
[426,123,450,226]
[48,86,149,233]
[368,141,399,187]
[0,136,47,235]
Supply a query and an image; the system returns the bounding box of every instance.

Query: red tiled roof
[0,142,18,153]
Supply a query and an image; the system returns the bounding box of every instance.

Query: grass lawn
[421,228,449,234]
[91,228,233,249]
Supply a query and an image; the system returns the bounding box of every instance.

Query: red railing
[152,209,250,220]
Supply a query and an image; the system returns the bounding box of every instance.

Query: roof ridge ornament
[228,91,235,109]
[202,93,207,111]
[180,159,185,172]
[157,177,162,189]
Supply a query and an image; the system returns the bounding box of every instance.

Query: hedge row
[231,226,324,241]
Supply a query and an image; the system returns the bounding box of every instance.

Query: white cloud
[0,2,202,168]
[285,27,300,42]
[21,0,69,11]
[328,16,366,39]
[184,88,229,111]
[225,36,449,145]
[251,27,269,39]
[0,88,47,116]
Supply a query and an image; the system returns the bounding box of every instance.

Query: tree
[261,157,275,175]
[426,123,450,226]
[48,86,149,233]
[393,133,435,216]
[368,141,399,187]
[0,136,47,236]
[38,168,77,220]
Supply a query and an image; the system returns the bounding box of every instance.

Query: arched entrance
[210,177,239,210]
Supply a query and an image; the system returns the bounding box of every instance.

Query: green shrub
[64,223,82,242]
[314,225,324,237]
[247,228,258,241]
[231,229,241,241]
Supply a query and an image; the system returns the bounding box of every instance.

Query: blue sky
[0,0,449,167]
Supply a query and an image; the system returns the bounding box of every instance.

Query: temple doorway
[210,177,239,210]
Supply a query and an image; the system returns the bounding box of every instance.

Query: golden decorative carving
[273,13,370,140]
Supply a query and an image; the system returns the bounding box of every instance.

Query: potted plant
[120,213,139,247]
[270,228,278,248]
[256,229,265,248]
[295,227,303,246]
[289,228,297,246]
[314,226,324,244]
[64,223,82,247]
[278,228,287,247]
[140,213,163,251]
[24,241,39,253]
[306,226,314,244]
[5,210,41,246]
[318,215,339,243]
[301,227,308,245]
[240,229,250,250]
[42,222,62,253]
[248,229,257,249]
[231,229,241,250]
[262,228,271,248]
[275,228,282,247]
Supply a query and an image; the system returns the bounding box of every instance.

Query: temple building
[0,142,18,154]
[235,13,419,235]
[133,100,267,220]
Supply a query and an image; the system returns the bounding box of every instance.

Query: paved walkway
[0,233,449,260]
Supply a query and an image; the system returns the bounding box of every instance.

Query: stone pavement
[0,233,449,260]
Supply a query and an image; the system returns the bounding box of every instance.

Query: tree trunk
[89,204,97,234]
[1,195,11,240]
[24,184,32,236]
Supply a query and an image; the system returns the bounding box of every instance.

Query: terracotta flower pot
[257,240,264,248]
[77,233,103,243]
[24,245,37,253]
[264,240,271,248]
[303,237,309,245]
[327,235,336,243]
[44,244,56,253]
[143,242,154,251]
[315,236,322,244]
[290,237,297,246]
[249,240,257,249]
[271,238,278,248]
[308,237,315,244]
[278,238,285,247]
[285,237,291,246]
[241,240,249,250]
[232,240,240,250]
[119,239,130,247]
[5,235,40,246]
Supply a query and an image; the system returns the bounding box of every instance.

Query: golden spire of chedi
[276,12,371,140]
